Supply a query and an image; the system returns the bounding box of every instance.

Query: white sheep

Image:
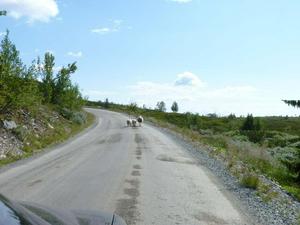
[126,119,132,127]
[131,119,137,127]
[137,115,144,127]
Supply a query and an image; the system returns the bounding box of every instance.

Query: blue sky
[1,0,300,115]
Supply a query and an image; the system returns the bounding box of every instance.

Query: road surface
[0,109,251,225]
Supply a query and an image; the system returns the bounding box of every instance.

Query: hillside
[0,31,93,166]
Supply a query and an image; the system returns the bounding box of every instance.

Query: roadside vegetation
[86,99,300,202]
[0,30,94,166]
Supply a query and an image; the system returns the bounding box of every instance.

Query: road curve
[0,109,251,225]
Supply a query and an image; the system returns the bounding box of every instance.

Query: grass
[240,174,260,189]
[23,111,94,153]
[283,185,300,200]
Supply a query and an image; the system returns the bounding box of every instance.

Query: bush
[201,135,228,149]
[240,174,260,189]
[59,108,73,120]
[12,126,28,141]
[59,108,87,125]
[71,112,87,125]
[241,130,265,143]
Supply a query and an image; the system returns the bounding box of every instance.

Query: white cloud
[91,28,112,34]
[169,0,192,3]
[174,72,205,87]
[67,51,83,58]
[91,19,124,35]
[0,0,59,23]
[0,32,6,37]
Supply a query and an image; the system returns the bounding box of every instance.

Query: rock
[47,123,54,129]
[3,120,17,130]
[0,154,6,159]
[14,149,23,156]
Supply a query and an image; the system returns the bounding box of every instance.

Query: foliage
[283,100,300,108]
[71,111,87,125]
[0,31,41,113]
[0,31,83,114]
[0,11,7,16]
[41,53,55,103]
[240,114,264,143]
[171,101,179,112]
[241,114,260,131]
[128,102,138,114]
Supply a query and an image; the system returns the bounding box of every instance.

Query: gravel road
[0,109,253,225]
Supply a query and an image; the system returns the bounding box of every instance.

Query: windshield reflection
[0,201,21,225]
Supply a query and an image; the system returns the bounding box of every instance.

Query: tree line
[0,31,84,114]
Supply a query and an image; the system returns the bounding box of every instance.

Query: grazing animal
[137,116,144,127]
[126,119,132,127]
[131,119,137,127]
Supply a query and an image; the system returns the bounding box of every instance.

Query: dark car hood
[0,194,126,225]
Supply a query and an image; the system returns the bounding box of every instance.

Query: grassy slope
[0,106,95,167]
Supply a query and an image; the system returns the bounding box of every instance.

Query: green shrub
[240,174,260,189]
[71,112,87,125]
[201,135,228,149]
[12,126,28,141]
[241,130,265,143]
[59,108,73,120]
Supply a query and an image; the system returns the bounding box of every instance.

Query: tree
[241,114,255,131]
[0,31,29,112]
[41,52,55,103]
[240,114,264,143]
[0,30,84,115]
[156,101,166,112]
[171,101,179,112]
[104,98,109,108]
[52,62,78,108]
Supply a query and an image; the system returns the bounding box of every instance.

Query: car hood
[0,194,126,225]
